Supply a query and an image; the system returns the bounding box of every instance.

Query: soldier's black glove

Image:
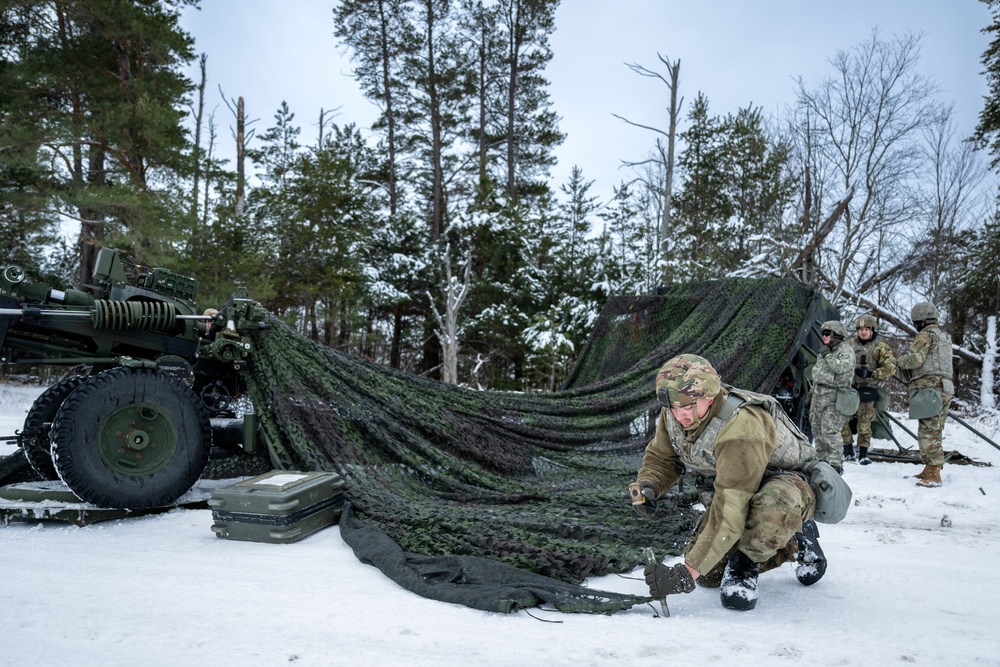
[630,481,658,517]
[855,366,874,379]
[643,562,696,597]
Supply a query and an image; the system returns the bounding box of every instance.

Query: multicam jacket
[850,335,897,389]
[637,387,815,575]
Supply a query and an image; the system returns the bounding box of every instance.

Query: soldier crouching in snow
[631,354,829,611]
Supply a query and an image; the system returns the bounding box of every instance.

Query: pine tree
[0,6,67,280]
[459,0,507,207]
[718,105,794,272]
[974,0,1000,170]
[598,181,657,296]
[0,0,198,286]
[672,92,730,280]
[334,0,418,217]
[247,106,389,349]
[494,0,563,206]
[555,165,600,297]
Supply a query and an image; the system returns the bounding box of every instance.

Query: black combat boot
[843,444,856,462]
[720,550,761,611]
[858,447,872,465]
[794,519,827,586]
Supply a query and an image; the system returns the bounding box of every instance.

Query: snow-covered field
[1,381,998,667]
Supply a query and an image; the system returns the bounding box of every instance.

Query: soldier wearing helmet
[632,354,825,612]
[808,320,856,473]
[896,301,953,487]
[840,315,897,465]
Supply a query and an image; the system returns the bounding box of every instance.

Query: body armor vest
[910,325,953,382]
[664,386,816,476]
[851,338,879,388]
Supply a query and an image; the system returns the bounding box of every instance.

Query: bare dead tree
[202,112,218,226]
[795,30,942,299]
[190,53,207,222]
[427,243,473,385]
[613,54,682,269]
[314,108,342,149]
[911,108,989,303]
[236,96,246,216]
[219,88,258,217]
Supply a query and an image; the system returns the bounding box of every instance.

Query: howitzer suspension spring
[92,300,179,333]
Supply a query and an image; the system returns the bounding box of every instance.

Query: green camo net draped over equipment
[241,277,832,614]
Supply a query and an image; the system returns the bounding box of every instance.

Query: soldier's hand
[643,562,696,597]
[855,366,874,379]
[630,481,658,516]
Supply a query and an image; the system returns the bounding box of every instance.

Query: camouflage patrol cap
[820,320,847,339]
[855,315,877,331]
[655,354,721,408]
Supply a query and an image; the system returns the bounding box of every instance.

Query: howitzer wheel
[51,367,212,510]
[19,376,88,480]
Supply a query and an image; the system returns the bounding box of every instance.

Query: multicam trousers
[842,400,876,448]
[691,472,816,586]
[918,394,952,466]
[810,389,847,468]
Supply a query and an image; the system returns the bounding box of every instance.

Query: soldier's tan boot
[916,465,942,487]
[913,464,931,480]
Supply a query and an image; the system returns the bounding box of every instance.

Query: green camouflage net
[564,278,830,390]
[241,277,833,613]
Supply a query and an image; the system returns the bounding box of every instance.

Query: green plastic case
[209,470,346,544]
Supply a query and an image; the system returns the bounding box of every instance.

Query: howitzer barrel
[1,304,212,334]
[0,307,90,317]
[1,307,211,320]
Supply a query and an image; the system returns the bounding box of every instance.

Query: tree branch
[610,113,669,139]
[790,185,856,273]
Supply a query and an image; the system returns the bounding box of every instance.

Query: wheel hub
[124,428,150,450]
[100,403,178,475]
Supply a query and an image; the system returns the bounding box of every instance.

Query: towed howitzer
[1,249,270,510]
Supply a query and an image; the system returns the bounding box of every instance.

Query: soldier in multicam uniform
[809,320,856,473]
[631,354,826,612]
[896,302,953,487]
[841,315,897,465]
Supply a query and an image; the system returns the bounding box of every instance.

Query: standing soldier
[896,302,953,487]
[841,315,897,465]
[809,320,856,474]
[631,354,827,612]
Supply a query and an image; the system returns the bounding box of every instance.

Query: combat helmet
[911,301,938,328]
[655,354,721,408]
[855,315,877,331]
[820,320,848,340]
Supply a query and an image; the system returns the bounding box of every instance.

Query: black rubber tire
[19,376,89,480]
[51,367,212,509]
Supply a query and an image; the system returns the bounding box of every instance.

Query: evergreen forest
[4,0,1000,396]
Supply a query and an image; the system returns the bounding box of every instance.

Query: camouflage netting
[241,277,834,614]
[564,278,832,390]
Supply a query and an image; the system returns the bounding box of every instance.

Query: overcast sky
[179,1,994,202]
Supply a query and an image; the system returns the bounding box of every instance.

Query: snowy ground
[1,381,998,667]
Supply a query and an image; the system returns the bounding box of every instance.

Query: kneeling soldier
[632,354,826,611]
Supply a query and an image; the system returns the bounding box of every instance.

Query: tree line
[2,0,1000,398]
